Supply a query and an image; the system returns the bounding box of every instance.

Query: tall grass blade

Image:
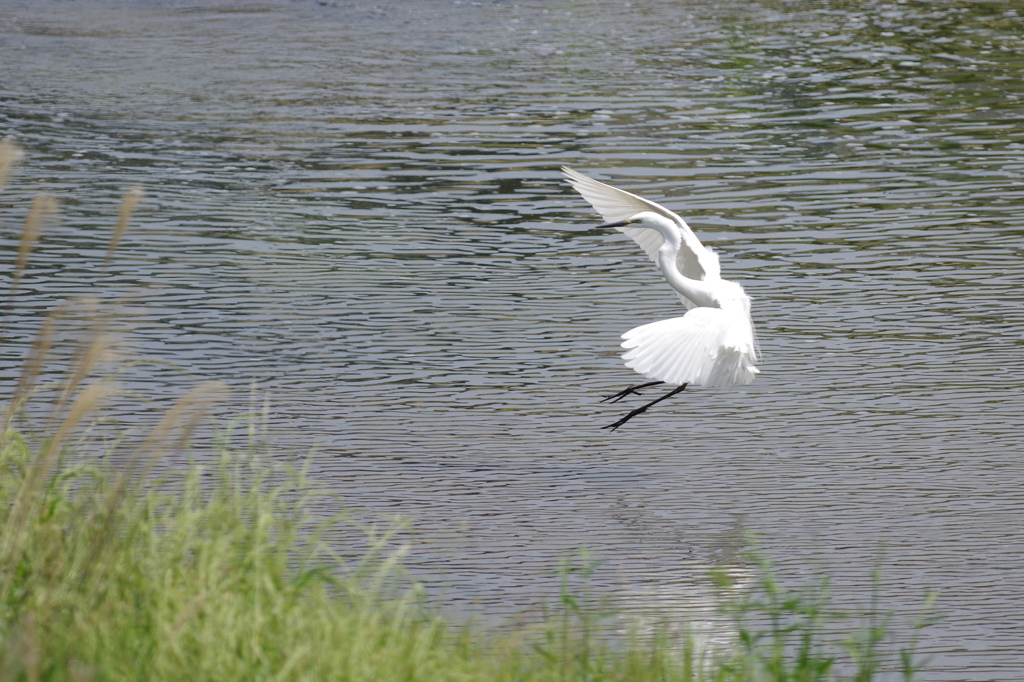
[106,185,143,262]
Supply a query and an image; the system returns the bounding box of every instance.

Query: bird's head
[596,211,676,239]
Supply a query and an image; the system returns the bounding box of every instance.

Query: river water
[2,0,1023,677]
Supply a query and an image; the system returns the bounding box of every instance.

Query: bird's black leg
[601,380,664,404]
[604,384,688,431]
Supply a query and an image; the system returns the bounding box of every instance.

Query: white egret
[562,166,759,430]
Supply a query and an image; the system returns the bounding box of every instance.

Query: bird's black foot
[601,380,664,404]
[604,384,688,431]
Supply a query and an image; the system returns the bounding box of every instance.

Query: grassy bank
[0,422,935,682]
[0,139,933,681]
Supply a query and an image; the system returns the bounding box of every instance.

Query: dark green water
[2,0,1023,676]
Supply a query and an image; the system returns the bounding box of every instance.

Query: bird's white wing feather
[620,308,759,389]
[562,166,720,282]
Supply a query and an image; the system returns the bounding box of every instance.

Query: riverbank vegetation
[0,139,934,680]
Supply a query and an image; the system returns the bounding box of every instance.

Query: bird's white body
[562,167,759,392]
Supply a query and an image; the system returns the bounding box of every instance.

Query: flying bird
[562,166,759,430]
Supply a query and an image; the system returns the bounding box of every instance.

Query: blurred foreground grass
[0,138,933,681]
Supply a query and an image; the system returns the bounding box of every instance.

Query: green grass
[0,138,935,681]
[0,425,486,681]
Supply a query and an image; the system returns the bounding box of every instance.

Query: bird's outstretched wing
[561,166,720,282]
[620,308,758,389]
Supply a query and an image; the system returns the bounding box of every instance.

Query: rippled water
[2,0,1024,676]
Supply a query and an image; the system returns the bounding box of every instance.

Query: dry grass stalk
[106,185,143,262]
[138,380,230,462]
[0,137,24,195]
[3,299,122,437]
[49,301,120,428]
[2,313,58,435]
[12,193,58,291]
[52,330,119,422]
[28,381,115,500]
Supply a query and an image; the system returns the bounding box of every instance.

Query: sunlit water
[2,0,1023,677]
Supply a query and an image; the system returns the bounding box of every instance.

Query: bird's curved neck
[657,246,717,308]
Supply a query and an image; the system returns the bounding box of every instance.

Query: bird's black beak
[595,220,630,229]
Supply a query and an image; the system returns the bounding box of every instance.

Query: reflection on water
[2,0,1023,677]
